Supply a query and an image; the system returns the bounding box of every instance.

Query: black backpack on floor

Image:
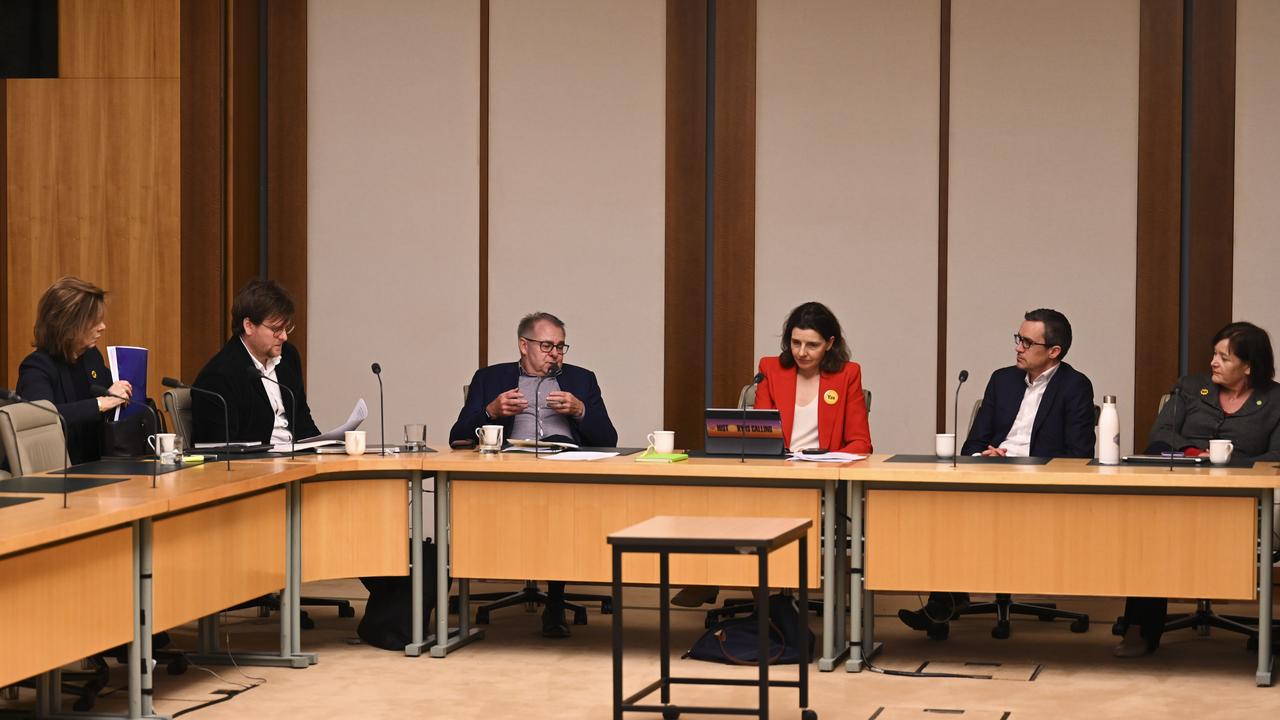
[357,539,448,651]
[685,593,815,665]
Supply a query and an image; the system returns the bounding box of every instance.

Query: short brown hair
[33,276,107,363]
[231,279,296,336]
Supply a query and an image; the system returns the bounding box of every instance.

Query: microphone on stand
[953,370,969,469]
[92,386,162,489]
[247,367,297,456]
[534,362,563,459]
[742,372,766,464]
[371,362,385,456]
[162,377,232,470]
[1,388,74,508]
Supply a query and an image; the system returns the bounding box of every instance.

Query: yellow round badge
[1200,388,1209,396]
[823,390,838,405]
[91,370,98,379]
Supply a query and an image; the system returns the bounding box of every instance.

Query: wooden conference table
[1,450,1276,719]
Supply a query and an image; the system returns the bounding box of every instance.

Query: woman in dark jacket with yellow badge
[1116,321,1280,657]
[15,277,133,464]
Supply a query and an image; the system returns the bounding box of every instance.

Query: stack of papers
[541,451,619,461]
[787,451,866,463]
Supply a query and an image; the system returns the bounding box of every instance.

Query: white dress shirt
[242,338,293,444]
[997,363,1059,457]
[791,396,820,451]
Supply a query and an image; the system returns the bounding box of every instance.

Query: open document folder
[270,398,368,452]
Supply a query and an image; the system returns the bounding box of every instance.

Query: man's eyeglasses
[1013,333,1050,350]
[522,337,570,354]
[264,321,295,338]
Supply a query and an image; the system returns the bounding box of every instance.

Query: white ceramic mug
[476,424,504,450]
[1209,438,1234,465]
[148,433,177,454]
[647,430,676,454]
[935,433,956,459]
[344,430,367,456]
[404,423,427,449]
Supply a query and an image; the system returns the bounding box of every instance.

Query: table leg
[659,551,670,705]
[1258,488,1274,687]
[429,471,485,657]
[798,534,809,710]
[758,549,770,720]
[612,546,624,720]
[405,471,427,656]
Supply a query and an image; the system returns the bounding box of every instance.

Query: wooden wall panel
[6,79,181,399]
[59,0,180,79]
[225,0,262,311]
[179,0,228,379]
[265,0,308,360]
[664,0,709,448]
[709,0,757,408]
[1184,0,1236,356]
[1134,0,1183,450]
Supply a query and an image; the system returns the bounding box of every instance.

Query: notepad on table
[635,451,689,463]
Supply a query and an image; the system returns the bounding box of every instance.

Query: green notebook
[635,451,689,463]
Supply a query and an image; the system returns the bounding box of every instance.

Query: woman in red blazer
[754,302,872,454]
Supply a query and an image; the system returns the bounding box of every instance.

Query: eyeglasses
[263,321,295,338]
[1013,333,1050,350]
[521,337,570,354]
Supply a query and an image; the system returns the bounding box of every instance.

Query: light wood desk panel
[0,526,133,688]
[301,479,409,582]
[451,480,821,587]
[152,489,286,631]
[865,489,1257,598]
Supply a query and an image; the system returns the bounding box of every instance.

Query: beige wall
[307,0,480,447]
[946,0,1139,452]
[755,0,940,453]
[487,0,665,447]
[1233,0,1280,336]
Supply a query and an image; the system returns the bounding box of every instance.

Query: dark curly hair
[778,302,850,374]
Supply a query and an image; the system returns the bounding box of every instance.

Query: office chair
[163,389,355,629]
[942,398,1094,639]
[1109,394,1276,647]
[449,384,612,626]
[703,385,872,627]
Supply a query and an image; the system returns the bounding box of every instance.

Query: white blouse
[791,395,820,451]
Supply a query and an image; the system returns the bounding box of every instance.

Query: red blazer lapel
[770,364,798,448]
[817,371,840,450]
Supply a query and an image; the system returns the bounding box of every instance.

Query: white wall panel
[1233,0,1280,336]
[756,0,940,453]
[308,0,480,448]
[487,0,664,447]
[947,0,1139,453]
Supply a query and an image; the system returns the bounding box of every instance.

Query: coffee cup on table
[1208,439,1234,465]
[148,432,177,455]
[344,430,367,456]
[476,424,504,452]
[935,433,956,459]
[647,430,676,454]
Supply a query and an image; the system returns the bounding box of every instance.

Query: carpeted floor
[5,580,1278,719]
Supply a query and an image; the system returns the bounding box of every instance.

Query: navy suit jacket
[449,362,618,447]
[961,361,1096,458]
[15,347,111,464]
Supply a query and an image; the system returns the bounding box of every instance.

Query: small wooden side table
[607,515,816,720]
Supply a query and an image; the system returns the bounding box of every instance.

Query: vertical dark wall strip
[226,0,262,314]
[935,0,951,433]
[1134,0,1184,450]
[664,0,709,448]
[1177,0,1193,375]
[479,0,489,368]
[704,0,716,407]
[265,0,308,361]
[709,0,756,408]
[0,82,8,388]
[180,0,229,379]
[258,0,269,280]
[1183,0,1236,356]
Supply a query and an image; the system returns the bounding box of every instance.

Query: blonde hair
[33,276,107,362]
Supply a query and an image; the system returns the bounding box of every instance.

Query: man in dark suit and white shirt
[899,308,1096,635]
[449,311,617,638]
[192,279,321,445]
